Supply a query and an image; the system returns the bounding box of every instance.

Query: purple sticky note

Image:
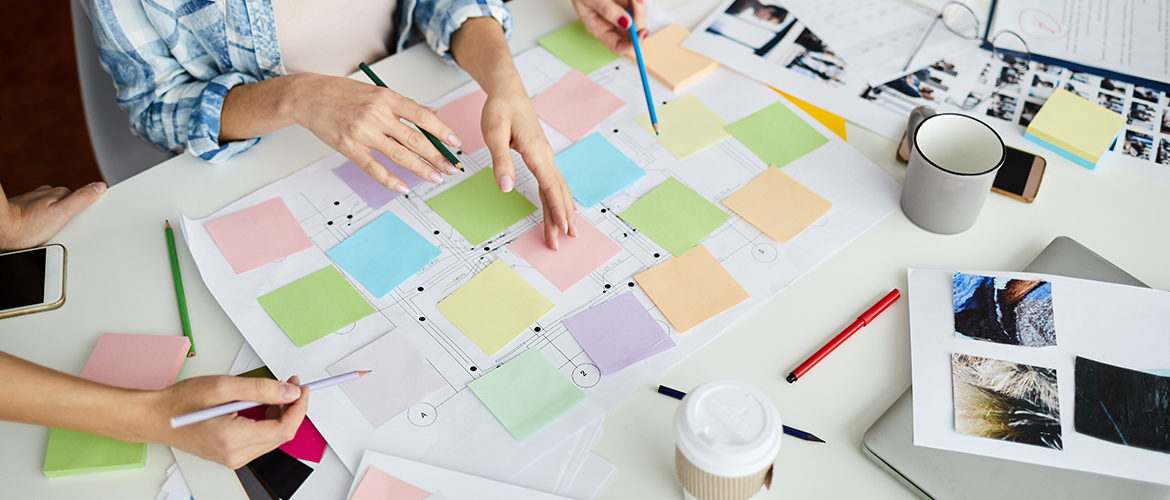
[561,293,675,375]
[332,152,426,210]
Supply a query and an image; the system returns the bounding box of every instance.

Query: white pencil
[170,370,370,428]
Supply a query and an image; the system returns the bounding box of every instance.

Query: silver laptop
[862,237,1170,499]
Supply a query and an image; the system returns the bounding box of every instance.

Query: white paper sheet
[346,451,573,500]
[908,268,1170,486]
[510,418,607,499]
[181,46,898,482]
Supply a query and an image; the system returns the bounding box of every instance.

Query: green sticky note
[239,366,276,379]
[436,260,554,356]
[634,95,731,160]
[469,349,586,440]
[258,266,376,347]
[538,21,620,75]
[426,169,537,246]
[44,428,146,478]
[725,101,828,168]
[619,177,730,256]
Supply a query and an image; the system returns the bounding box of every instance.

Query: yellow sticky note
[722,166,832,243]
[625,25,719,92]
[635,95,730,160]
[775,90,847,141]
[1025,88,1126,168]
[436,260,554,356]
[634,245,749,333]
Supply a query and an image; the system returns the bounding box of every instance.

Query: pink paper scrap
[508,219,622,292]
[532,70,626,142]
[436,90,489,155]
[351,466,432,500]
[80,333,191,390]
[204,198,313,274]
[237,407,328,463]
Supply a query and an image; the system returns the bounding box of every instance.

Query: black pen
[656,385,825,443]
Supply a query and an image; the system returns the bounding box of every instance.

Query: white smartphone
[0,244,67,320]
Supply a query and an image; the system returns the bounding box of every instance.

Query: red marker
[787,289,901,383]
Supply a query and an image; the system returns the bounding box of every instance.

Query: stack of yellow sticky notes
[1024,88,1126,169]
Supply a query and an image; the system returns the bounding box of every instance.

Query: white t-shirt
[273,0,398,77]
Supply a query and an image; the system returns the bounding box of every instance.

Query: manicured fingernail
[282,384,301,400]
[442,161,458,175]
[618,16,630,29]
[498,175,514,192]
[90,182,106,194]
[395,183,410,194]
[429,171,443,183]
[640,29,648,39]
[448,134,462,147]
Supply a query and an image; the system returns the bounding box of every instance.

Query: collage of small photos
[950,273,1170,457]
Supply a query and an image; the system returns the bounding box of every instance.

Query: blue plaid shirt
[82,0,511,162]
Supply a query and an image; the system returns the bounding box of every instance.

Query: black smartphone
[897,132,1046,203]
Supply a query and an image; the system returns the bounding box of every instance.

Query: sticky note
[237,407,327,462]
[333,152,426,210]
[619,177,730,256]
[509,219,622,292]
[469,349,586,440]
[436,260,554,355]
[532,71,626,142]
[205,198,313,274]
[258,266,375,347]
[327,330,447,429]
[625,24,719,91]
[721,166,832,243]
[554,133,646,208]
[436,90,488,155]
[44,333,191,478]
[776,90,847,140]
[635,94,730,160]
[425,169,537,246]
[247,448,313,500]
[538,21,620,75]
[561,292,675,374]
[327,211,441,297]
[634,245,749,332]
[1025,88,1126,169]
[352,466,432,500]
[725,101,828,168]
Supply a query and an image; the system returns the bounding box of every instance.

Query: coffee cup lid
[673,379,782,476]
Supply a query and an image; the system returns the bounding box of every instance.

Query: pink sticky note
[351,466,432,500]
[80,333,190,390]
[238,407,327,463]
[508,219,622,292]
[205,198,313,274]
[436,90,488,155]
[532,71,626,142]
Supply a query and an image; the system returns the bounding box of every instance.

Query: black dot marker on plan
[417,287,424,292]
[656,385,825,443]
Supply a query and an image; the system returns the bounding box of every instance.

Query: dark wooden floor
[1,3,103,196]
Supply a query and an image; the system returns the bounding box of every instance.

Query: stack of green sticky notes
[1024,88,1126,169]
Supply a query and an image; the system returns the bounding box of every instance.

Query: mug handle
[907,106,936,150]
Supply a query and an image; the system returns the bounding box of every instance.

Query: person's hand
[0,182,106,252]
[481,84,577,250]
[572,0,648,55]
[290,73,463,194]
[145,375,308,469]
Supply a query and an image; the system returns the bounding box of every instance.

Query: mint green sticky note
[619,177,730,256]
[725,101,829,168]
[258,266,376,347]
[469,349,586,440]
[44,428,146,478]
[426,169,537,246]
[538,21,620,75]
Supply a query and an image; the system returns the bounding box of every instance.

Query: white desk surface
[2,0,1168,498]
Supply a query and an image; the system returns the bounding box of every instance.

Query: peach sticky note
[532,70,626,142]
[722,166,832,243]
[205,198,313,274]
[509,219,622,292]
[351,466,431,500]
[634,245,749,332]
[436,90,488,156]
[625,24,719,92]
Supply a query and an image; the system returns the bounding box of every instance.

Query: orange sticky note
[205,198,313,274]
[634,245,749,332]
[722,166,832,243]
[436,90,488,155]
[625,24,719,92]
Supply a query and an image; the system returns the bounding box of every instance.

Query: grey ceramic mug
[900,108,1005,234]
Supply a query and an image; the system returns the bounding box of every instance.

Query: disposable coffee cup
[674,380,782,500]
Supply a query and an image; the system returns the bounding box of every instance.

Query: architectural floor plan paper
[181,46,899,481]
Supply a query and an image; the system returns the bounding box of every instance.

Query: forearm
[0,352,156,443]
[451,18,524,96]
[219,73,319,142]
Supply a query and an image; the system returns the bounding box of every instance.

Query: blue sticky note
[327,212,441,297]
[556,133,646,208]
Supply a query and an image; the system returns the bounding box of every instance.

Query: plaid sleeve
[413,0,512,64]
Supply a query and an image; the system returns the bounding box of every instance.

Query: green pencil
[358,62,463,171]
[164,221,195,357]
